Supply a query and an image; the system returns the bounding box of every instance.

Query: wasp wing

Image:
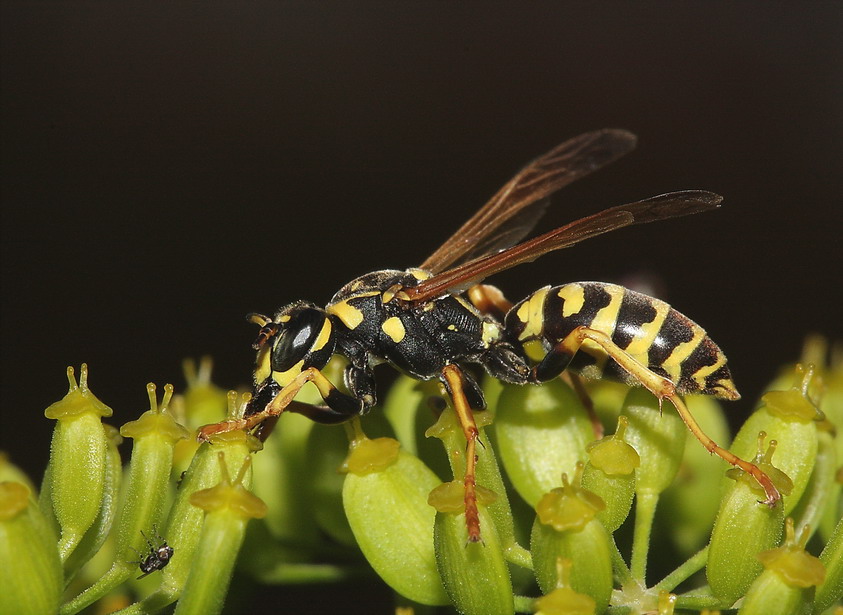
[404,190,723,302]
[420,129,638,274]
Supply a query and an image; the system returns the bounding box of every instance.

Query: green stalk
[630,491,658,581]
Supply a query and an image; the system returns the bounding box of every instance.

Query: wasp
[199,129,779,541]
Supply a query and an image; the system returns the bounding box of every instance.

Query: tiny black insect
[130,528,174,579]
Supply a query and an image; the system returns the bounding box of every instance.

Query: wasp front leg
[196,367,364,441]
[534,325,781,506]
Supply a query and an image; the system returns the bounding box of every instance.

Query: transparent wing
[404,190,723,302]
[420,129,638,274]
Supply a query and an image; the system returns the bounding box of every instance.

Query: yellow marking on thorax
[279,314,291,323]
[516,287,549,340]
[624,297,670,359]
[327,299,368,329]
[481,321,501,345]
[381,316,406,343]
[451,294,480,318]
[408,268,431,281]
[311,318,333,353]
[273,359,305,387]
[660,323,706,381]
[557,284,586,318]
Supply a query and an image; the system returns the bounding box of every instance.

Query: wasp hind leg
[467,284,514,321]
[536,325,781,507]
[197,367,364,441]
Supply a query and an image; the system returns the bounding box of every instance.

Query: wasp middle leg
[440,363,484,543]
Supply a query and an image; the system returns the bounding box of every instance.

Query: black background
[2,4,841,613]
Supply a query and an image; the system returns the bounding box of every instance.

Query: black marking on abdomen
[612,288,658,350]
[677,336,720,393]
[648,308,694,369]
[542,283,613,344]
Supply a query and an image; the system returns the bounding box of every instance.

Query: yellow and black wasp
[199,129,779,542]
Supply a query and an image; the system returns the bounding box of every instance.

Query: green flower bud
[181,357,228,428]
[659,394,730,555]
[532,558,596,615]
[426,406,526,564]
[383,375,451,480]
[581,416,639,532]
[60,383,190,614]
[131,392,259,613]
[43,364,112,561]
[789,429,837,544]
[305,421,359,547]
[0,481,62,615]
[115,384,189,560]
[814,515,843,615]
[0,452,37,495]
[432,482,512,615]
[707,434,788,604]
[250,403,319,549]
[621,387,686,496]
[342,426,448,606]
[767,338,843,539]
[170,357,228,478]
[494,378,593,507]
[738,519,825,615]
[817,348,843,542]
[730,365,822,514]
[585,379,629,432]
[62,423,122,580]
[302,360,396,548]
[530,465,613,614]
[175,454,266,615]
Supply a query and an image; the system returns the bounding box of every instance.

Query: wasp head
[249,302,337,388]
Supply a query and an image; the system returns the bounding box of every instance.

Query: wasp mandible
[199,129,779,542]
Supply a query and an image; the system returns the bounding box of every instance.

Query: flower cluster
[1,341,841,614]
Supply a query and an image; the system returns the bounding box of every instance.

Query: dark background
[1,3,841,613]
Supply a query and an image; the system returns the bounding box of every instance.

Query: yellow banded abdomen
[505,282,738,400]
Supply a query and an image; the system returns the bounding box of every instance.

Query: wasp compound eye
[270,307,329,372]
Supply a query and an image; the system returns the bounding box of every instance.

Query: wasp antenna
[247,312,271,326]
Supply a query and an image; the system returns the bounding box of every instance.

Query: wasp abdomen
[506,282,738,400]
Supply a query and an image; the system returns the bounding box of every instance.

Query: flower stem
[630,491,658,581]
[654,546,708,592]
[610,535,633,585]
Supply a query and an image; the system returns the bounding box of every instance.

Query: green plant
[1,341,841,615]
